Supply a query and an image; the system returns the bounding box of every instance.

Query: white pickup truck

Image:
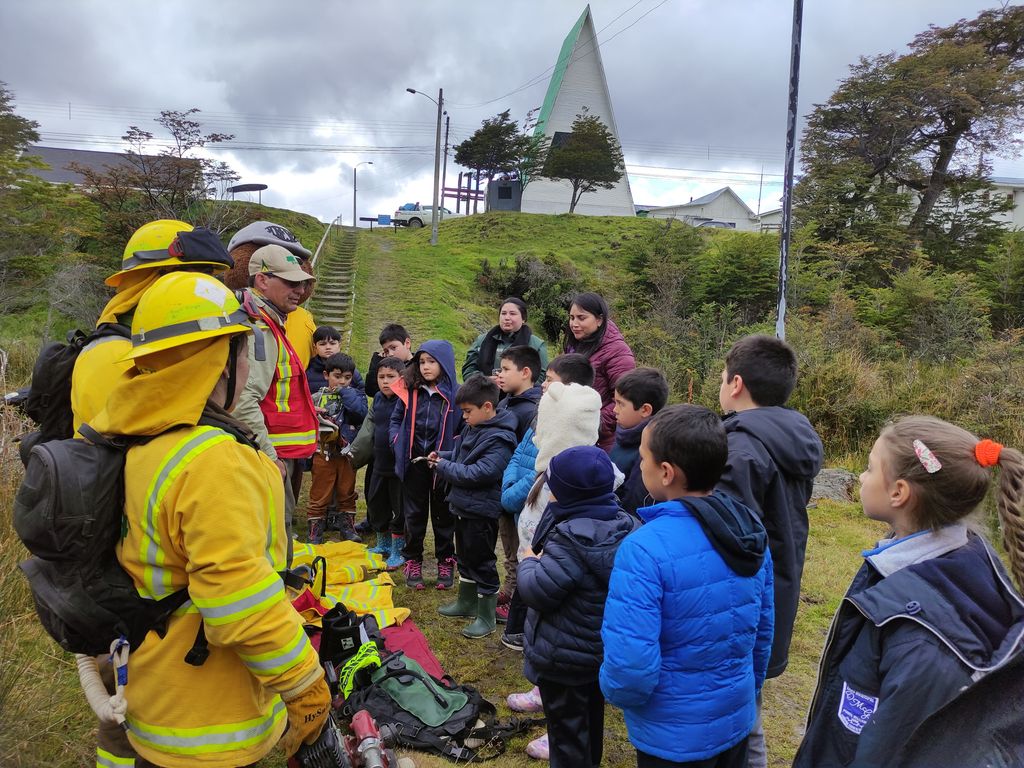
[392,203,465,228]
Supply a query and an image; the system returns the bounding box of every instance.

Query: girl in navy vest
[388,340,458,590]
[795,416,1024,767]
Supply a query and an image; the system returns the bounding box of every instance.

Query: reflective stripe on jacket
[117,425,321,768]
[256,307,317,459]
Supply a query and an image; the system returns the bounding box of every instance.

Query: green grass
[347,212,661,364]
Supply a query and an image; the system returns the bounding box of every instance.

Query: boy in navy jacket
[519,445,636,768]
[430,375,518,639]
[716,334,823,766]
[601,405,774,768]
[610,367,669,515]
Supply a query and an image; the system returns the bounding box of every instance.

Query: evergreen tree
[542,109,624,213]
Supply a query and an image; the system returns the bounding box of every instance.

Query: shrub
[476,252,583,341]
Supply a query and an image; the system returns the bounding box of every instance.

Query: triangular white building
[521,5,636,217]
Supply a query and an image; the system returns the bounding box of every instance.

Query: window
[498,186,512,200]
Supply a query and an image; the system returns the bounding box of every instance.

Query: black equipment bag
[14,424,189,655]
[19,323,130,465]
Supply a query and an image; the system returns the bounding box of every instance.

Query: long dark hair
[566,292,610,358]
[404,349,447,389]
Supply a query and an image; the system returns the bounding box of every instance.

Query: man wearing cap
[232,244,318,561]
[226,220,318,368]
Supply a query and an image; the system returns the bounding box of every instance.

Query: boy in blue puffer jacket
[601,404,774,768]
[518,445,636,768]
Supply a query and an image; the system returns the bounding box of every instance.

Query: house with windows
[645,187,763,231]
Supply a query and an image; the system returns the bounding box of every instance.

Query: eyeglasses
[268,274,306,289]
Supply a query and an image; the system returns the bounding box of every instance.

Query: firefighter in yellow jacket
[71,219,234,435]
[90,272,330,767]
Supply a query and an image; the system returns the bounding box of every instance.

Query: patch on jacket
[838,681,878,734]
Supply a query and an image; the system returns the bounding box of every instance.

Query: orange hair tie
[975,439,1003,468]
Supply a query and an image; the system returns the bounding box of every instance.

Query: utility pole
[441,114,450,219]
[406,87,444,245]
[430,88,443,245]
[775,0,803,341]
[353,161,372,228]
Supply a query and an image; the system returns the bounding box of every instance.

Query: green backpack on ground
[341,651,541,762]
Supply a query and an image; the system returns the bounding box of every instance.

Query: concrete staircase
[308,227,356,338]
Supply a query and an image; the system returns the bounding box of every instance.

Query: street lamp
[353,161,373,228]
[406,87,444,246]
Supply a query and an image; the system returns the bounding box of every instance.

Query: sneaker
[435,556,456,590]
[500,631,524,652]
[507,685,543,713]
[404,559,424,590]
[495,602,509,624]
[525,732,549,760]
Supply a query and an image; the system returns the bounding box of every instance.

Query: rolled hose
[75,643,128,727]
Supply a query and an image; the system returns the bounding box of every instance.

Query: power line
[447,0,669,110]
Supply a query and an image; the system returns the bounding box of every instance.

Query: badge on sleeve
[837,681,879,734]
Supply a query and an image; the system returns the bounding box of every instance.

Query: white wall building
[646,187,763,231]
[520,5,635,218]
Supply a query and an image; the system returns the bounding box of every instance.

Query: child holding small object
[307,353,366,544]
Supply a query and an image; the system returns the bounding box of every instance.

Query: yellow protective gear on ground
[291,542,410,628]
[126,272,251,359]
[106,220,194,287]
[280,677,332,758]
[285,305,316,369]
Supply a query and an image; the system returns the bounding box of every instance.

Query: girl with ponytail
[795,415,1024,767]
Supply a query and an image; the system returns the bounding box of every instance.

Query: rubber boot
[307,517,324,545]
[338,512,361,543]
[369,532,391,555]
[326,512,342,534]
[385,535,406,571]
[439,579,478,618]
[462,593,498,639]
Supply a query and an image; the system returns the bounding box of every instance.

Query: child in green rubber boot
[430,375,518,638]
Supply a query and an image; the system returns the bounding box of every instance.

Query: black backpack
[341,651,541,762]
[19,323,130,465]
[15,424,191,657]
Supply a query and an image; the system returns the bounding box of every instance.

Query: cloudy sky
[2,0,1018,227]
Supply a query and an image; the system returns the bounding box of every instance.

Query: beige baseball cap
[248,244,315,282]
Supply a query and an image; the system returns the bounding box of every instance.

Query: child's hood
[557,512,638,574]
[416,339,458,397]
[857,528,1024,669]
[724,406,823,481]
[641,491,768,577]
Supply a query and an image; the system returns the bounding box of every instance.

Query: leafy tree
[454,110,520,185]
[454,109,551,202]
[796,6,1024,267]
[70,108,240,243]
[511,108,551,193]
[541,109,624,213]
[0,82,99,315]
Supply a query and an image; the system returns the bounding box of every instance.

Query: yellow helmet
[126,272,253,359]
[106,220,234,287]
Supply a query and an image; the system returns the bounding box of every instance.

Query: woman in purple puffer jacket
[564,292,636,451]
